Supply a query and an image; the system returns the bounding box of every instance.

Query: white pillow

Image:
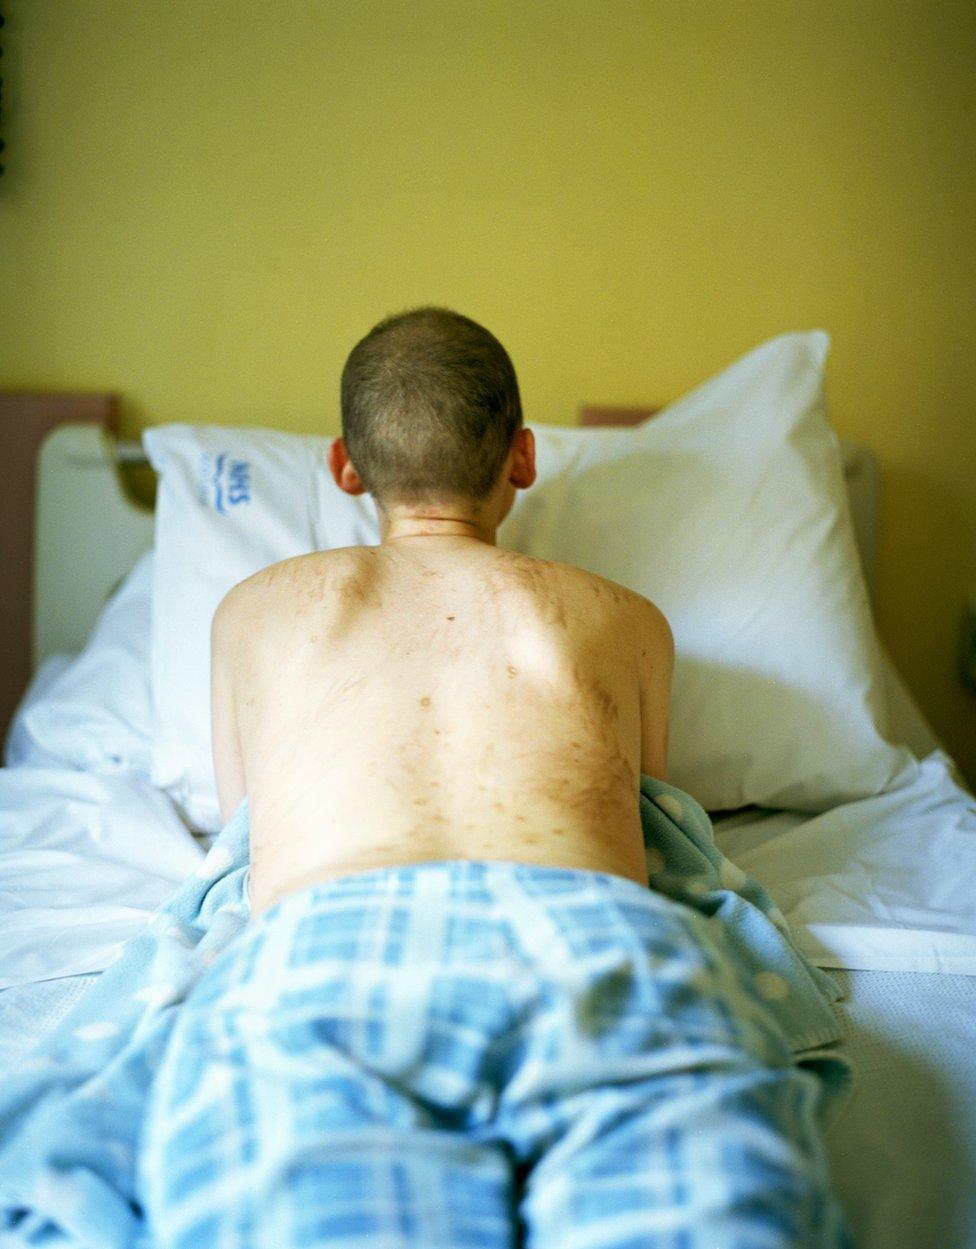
[145,330,918,832]
[5,551,154,775]
[143,427,335,831]
[499,332,918,811]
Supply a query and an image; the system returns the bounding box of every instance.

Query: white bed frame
[33,421,882,670]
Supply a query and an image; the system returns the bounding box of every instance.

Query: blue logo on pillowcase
[199,452,252,514]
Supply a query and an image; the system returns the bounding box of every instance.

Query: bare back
[229,542,668,918]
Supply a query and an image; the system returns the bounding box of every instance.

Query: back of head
[340,306,523,513]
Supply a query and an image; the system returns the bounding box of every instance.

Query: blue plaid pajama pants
[139,860,854,1248]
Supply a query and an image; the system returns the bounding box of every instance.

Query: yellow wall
[2,1,974,786]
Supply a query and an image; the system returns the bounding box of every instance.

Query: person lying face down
[177,306,853,1249]
[210,303,675,915]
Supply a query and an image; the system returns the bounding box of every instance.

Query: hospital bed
[2,348,975,1247]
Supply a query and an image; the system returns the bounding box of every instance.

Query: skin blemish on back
[420,697,431,707]
[447,616,455,621]
[507,665,518,678]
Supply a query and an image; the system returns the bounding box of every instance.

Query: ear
[510,426,536,489]
[327,437,368,496]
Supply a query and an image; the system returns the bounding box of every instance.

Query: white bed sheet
[713,746,976,975]
[0,767,205,990]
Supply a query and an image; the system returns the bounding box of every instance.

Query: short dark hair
[339,306,523,512]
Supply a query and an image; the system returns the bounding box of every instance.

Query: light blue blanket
[0,777,855,1248]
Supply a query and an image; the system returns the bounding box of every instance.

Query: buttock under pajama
[138,860,854,1249]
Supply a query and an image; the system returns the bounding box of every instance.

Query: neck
[378,513,498,545]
